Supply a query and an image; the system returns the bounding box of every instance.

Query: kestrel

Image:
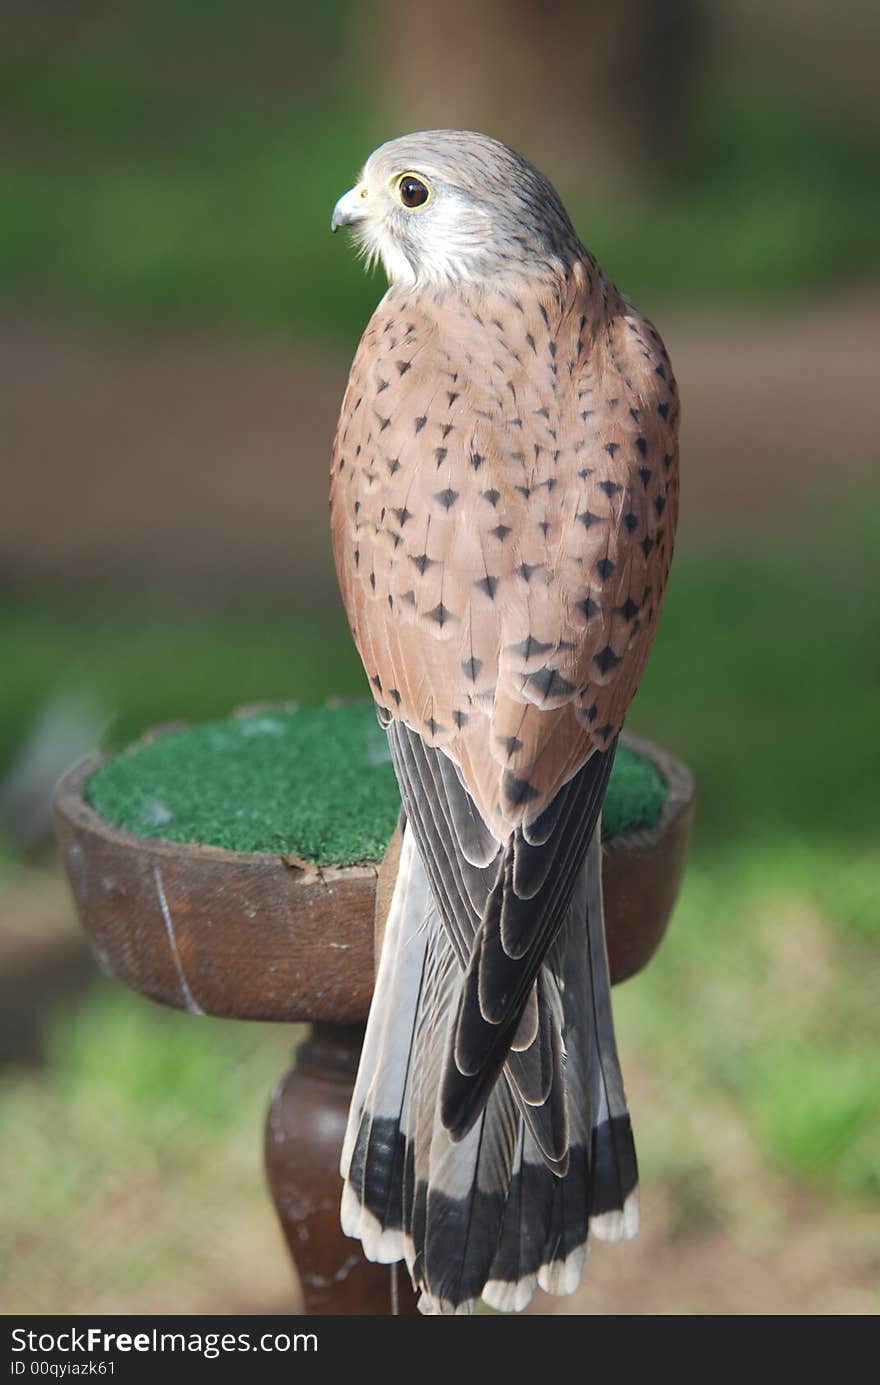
[329,131,679,1314]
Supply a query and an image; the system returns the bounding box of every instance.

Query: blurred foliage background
[1,0,878,1315]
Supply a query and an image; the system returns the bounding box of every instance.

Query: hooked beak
[331,185,368,233]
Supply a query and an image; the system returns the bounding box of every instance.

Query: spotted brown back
[330,256,678,839]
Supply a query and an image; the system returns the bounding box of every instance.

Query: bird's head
[331,130,582,291]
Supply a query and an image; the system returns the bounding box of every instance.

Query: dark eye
[398,174,430,208]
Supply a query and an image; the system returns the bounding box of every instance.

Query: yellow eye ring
[395,172,431,209]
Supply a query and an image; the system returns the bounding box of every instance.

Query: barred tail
[340,822,638,1313]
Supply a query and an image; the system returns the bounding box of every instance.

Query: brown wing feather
[330,258,679,838]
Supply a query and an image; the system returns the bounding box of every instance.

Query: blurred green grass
[1,9,878,339]
[0,982,296,1313]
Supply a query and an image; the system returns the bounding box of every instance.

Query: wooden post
[265,1022,419,1314]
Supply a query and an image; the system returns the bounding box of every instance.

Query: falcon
[329,131,679,1314]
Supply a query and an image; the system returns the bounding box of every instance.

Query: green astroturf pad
[85,705,667,866]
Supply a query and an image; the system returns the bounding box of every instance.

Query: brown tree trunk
[365,0,701,187]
